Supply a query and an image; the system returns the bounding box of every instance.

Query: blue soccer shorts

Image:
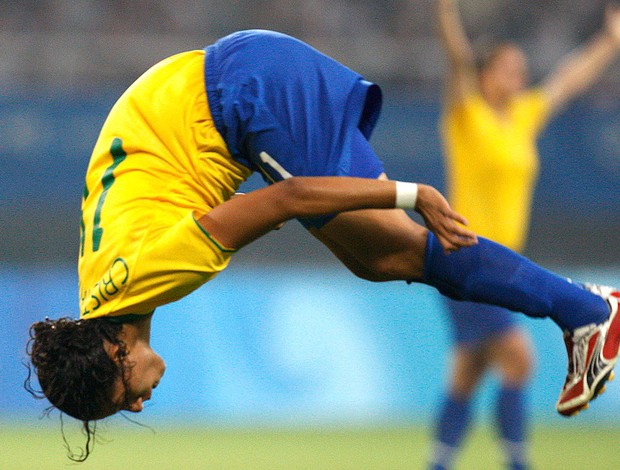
[204,29,386,228]
[446,299,519,347]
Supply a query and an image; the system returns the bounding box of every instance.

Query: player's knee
[508,350,533,384]
[498,333,534,384]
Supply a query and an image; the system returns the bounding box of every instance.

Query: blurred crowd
[1,0,617,86]
[0,0,608,39]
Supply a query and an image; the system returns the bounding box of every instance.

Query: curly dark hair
[25,317,130,462]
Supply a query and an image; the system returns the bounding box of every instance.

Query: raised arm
[542,4,620,114]
[198,176,478,253]
[436,0,478,102]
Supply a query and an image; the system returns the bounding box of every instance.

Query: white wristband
[394,181,418,209]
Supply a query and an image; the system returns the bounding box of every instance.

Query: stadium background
[1,1,619,468]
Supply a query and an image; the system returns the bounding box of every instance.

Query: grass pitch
[1,422,618,469]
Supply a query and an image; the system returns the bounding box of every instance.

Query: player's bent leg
[311,206,620,417]
[556,284,620,416]
[308,207,428,281]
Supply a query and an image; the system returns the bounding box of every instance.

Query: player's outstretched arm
[436,0,478,101]
[197,177,478,252]
[543,3,620,114]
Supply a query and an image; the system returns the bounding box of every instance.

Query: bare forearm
[284,177,479,252]
[274,177,398,219]
[547,32,619,106]
[277,177,480,253]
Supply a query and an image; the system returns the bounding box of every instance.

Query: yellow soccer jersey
[79,50,251,319]
[441,90,550,252]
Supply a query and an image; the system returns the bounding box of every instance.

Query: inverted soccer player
[26,30,619,461]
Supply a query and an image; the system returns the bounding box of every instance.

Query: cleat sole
[591,370,614,402]
[562,402,589,417]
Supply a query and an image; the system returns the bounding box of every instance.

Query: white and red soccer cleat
[556,284,620,417]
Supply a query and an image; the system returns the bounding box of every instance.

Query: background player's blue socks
[497,386,529,470]
[429,394,471,470]
[423,232,608,331]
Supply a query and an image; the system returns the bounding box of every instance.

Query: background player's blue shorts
[446,299,519,347]
[204,30,385,228]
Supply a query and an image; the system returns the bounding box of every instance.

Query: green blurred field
[2,422,618,469]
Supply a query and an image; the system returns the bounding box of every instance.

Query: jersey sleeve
[81,211,235,318]
[122,211,235,313]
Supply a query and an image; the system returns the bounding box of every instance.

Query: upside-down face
[105,342,166,417]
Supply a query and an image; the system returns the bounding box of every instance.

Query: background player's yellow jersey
[79,50,251,319]
[441,90,550,252]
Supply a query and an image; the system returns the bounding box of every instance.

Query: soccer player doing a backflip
[26,30,620,461]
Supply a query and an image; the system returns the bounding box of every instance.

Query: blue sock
[496,386,529,470]
[429,394,471,470]
[423,232,608,331]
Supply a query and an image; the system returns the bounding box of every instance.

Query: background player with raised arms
[428,2,620,469]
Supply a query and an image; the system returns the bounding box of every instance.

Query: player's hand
[414,184,478,253]
[604,3,620,46]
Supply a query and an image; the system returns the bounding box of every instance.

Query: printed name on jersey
[81,257,129,316]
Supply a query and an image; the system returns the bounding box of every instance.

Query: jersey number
[80,138,127,255]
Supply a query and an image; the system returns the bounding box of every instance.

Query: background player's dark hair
[25,317,129,461]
